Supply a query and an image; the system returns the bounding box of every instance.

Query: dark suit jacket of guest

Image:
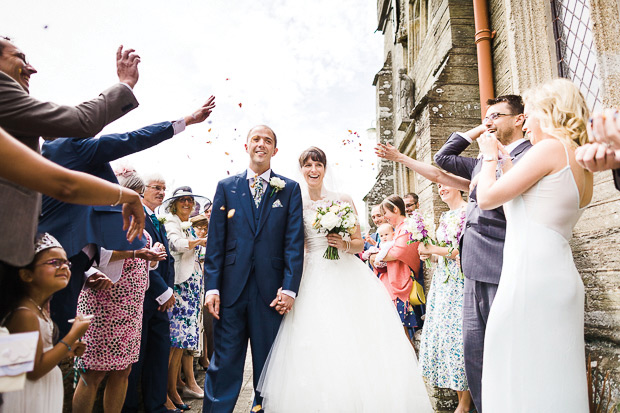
[38,122,177,257]
[144,213,176,304]
[434,133,532,284]
[0,71,138,266]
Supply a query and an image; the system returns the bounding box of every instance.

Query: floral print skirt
[169,269,203,350]
[418,258,468,391]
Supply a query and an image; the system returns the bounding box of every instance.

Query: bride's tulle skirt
[258,248,433,412]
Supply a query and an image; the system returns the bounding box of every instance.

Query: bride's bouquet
[405,211,435,267]
[312,200,358,260]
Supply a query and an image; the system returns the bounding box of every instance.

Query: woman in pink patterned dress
[71,175,167,413]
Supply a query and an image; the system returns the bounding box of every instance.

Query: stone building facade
[368,0,620,409]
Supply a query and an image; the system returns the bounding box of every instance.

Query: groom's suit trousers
[203,273,283,413]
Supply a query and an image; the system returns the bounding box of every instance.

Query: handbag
[409,269,426,306]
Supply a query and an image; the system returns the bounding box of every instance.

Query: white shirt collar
[246,168,272,182]
[504,138,527,154]
[143,203,155,216]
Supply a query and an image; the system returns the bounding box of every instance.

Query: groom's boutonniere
[158,216,167,225]
[269,177,286,196]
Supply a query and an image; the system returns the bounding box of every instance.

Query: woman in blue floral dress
[418,183,472,413]
[162,186,210,410]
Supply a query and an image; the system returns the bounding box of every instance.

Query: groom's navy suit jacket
[434,133,532,284]
[205,170,305,306]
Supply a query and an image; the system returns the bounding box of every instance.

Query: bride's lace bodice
[303,200,329,253]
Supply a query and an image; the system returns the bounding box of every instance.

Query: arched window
[550,0,602,110]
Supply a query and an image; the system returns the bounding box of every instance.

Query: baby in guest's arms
[362,223,395,268]
[373,223,396,267]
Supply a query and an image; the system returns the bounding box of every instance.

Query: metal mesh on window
[551,0,602,111]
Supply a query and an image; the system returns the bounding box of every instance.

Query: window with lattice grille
[550,0,602,111]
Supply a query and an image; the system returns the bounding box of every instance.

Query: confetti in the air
[227,209,236,219]
[220,205,226,210]
[238,103,243,108]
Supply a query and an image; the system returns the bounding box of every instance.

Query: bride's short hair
[299,146,327,168]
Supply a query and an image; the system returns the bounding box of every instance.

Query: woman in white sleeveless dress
[257,147,433,412]
[475,78,593,411]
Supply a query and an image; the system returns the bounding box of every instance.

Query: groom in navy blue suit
[203,125,305,413]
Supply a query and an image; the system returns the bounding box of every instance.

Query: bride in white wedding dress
[257,147,432,412]
[476,79,593,411]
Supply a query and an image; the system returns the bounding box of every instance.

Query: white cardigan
[163,213,196,285]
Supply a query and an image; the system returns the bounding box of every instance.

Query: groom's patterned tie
[252,174,264,208]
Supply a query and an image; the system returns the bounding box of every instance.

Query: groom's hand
[205,294,221,320]
[270,288,294,315]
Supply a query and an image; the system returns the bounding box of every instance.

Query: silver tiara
[34,233,63,255]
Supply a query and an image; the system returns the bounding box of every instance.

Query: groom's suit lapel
[235,173,256,234]
[256,171,278,236]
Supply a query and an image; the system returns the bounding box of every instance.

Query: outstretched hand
[185,96,216,126]
[575,142,620,172]
[122,192,145,242]
[116,46,140,89]
[589,108,620,148]
[375,143,402,162]
[270,288,294,315]
[85,272,113,290]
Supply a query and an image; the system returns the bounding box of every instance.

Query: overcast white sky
[3,0,383,227]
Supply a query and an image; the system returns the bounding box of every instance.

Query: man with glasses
[39,97,215,342]
[123,173,178,413]
[403,192,419,216]
[434,95,532,412]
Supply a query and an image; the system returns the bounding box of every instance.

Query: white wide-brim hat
[158,186,212,216]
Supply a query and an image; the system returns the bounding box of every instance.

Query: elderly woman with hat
[161,186,211,409]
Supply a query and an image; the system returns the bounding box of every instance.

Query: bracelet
[59,339,71,352]
[110,186,123,207]
[344,240,351,253]
[482,154,498,162]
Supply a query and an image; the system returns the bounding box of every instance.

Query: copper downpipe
[473,0,495,119]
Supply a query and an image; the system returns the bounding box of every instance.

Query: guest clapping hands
[575,108,620,190]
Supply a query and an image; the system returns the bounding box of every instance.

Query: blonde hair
[523,78,589,148]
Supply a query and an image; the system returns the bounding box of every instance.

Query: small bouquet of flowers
[405,211,435,267]
[312,200,358,260]
[436,208,467,281]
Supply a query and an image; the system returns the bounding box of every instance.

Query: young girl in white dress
[476,79,593,411]
[257,147,433,412]
[0,233,91,413]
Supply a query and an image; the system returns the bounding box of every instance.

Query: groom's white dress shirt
[205,168,296,299]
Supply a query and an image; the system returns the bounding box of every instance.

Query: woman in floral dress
[162,186,209,410]
[73,175,167,412]
[418,183,473,413]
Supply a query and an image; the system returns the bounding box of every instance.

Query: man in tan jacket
[0,36,140,271]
